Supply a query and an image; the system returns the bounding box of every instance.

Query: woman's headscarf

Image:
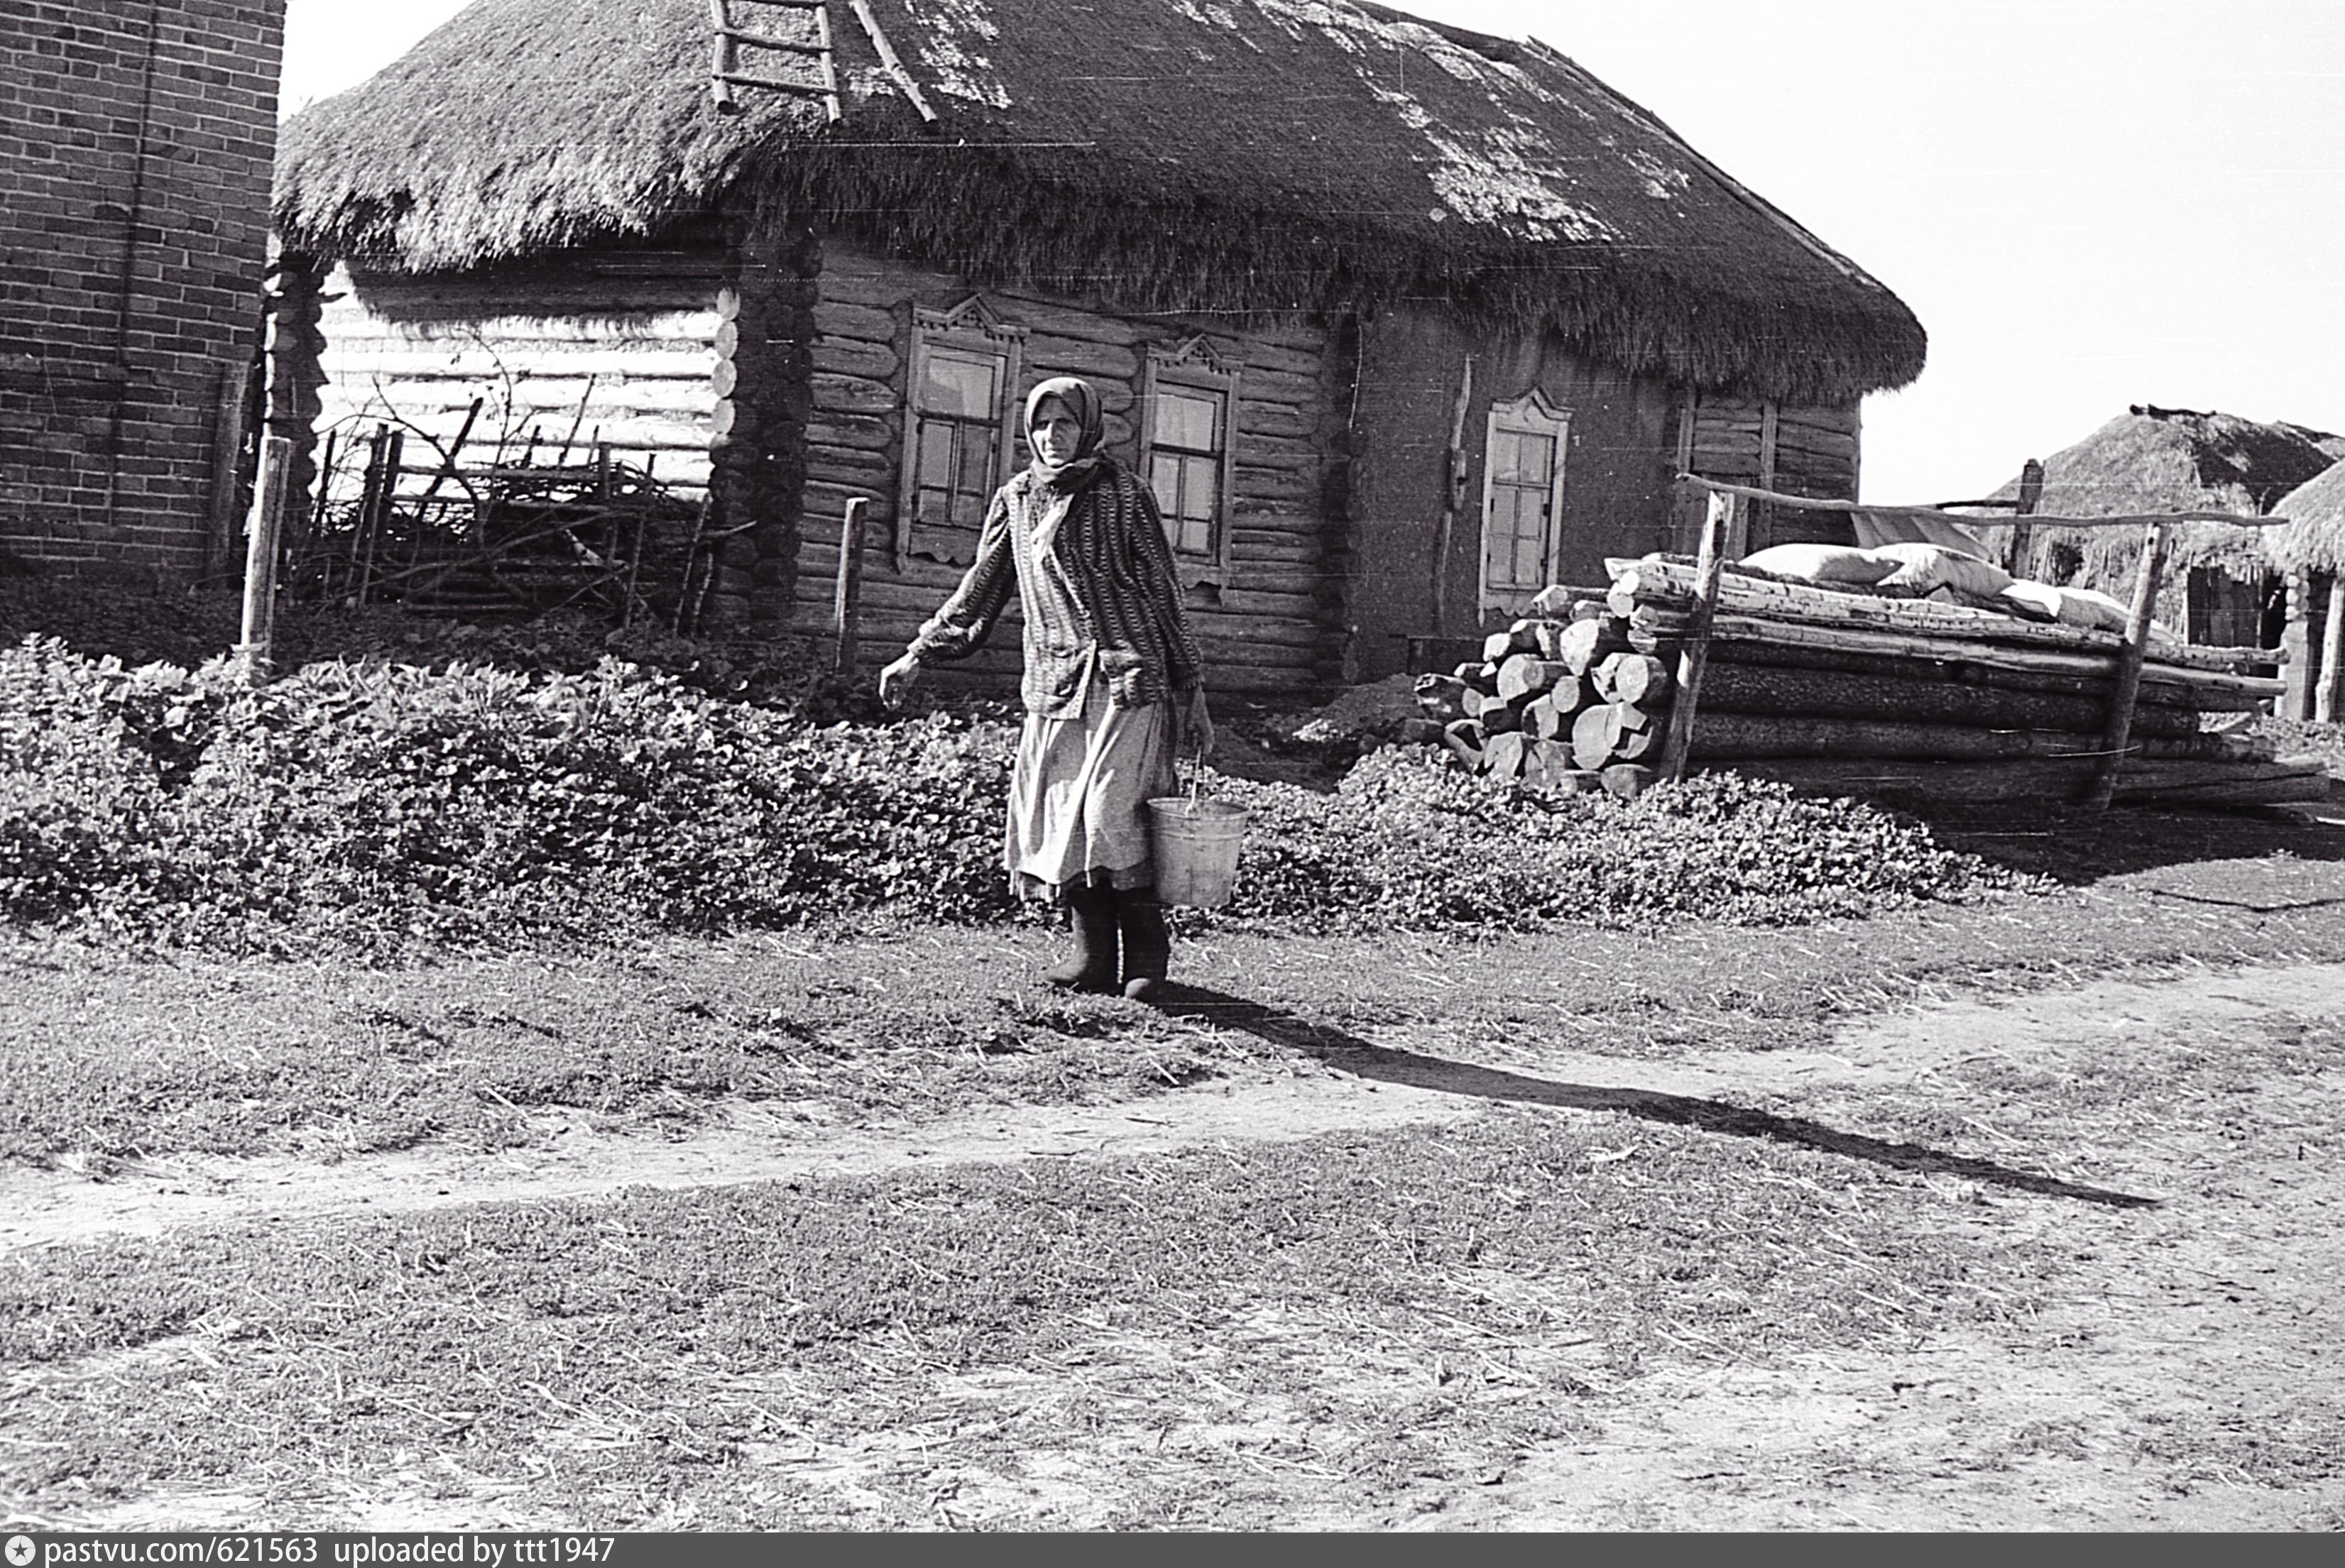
[1023,376,1107,490]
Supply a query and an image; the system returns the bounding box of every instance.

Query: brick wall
[0,1,285,584]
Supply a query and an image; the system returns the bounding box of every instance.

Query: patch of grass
[0,938,1254,1165]
[16,850,2345,1170]
[0,1109,2056,1528]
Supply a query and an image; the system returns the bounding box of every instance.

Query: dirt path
[12,960,2341,1250]
[10,958,2343,1530]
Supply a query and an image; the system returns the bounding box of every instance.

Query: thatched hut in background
[1977,405,2342,655]
[266,0,1923,697]
[2268,461,2345,718]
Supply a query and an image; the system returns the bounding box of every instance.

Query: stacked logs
[1409,594,1668,799]
[1410,559,2327,811]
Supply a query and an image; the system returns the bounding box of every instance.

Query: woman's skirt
[1006,677,1178,902]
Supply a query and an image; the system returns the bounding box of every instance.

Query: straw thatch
[2268,460,2345,576]
[1980,405,2342,591]
[273,0,1925,405]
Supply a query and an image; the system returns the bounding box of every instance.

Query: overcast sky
[277,0,2345,506]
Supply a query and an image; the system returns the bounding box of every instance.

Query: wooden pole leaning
[2317,574,2345,724]
[833,495,870,674]
[2082,520,2175,812]
[237,434,294,686]
[1656,488,1735,784]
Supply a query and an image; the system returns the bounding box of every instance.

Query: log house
[271,0,1925,699]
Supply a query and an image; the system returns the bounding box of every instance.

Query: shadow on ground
[1148,984,2158,1210]
[1932,804,2345,884]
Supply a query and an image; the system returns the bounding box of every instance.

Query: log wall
[796,239,1350,700]
[1669,394,1863,553]
[315,248,730,508]
[1345,304,1683,680]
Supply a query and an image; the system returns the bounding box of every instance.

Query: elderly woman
[880,376,1213,1000]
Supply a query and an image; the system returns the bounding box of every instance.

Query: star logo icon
[6,1535,35,1568]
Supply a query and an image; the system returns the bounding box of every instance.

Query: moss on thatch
[273,0,1925,405]
[1976,406,2341,593]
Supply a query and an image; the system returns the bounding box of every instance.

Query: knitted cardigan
[904,459,1205,719]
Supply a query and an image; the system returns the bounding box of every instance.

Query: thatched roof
[273,0,1925,405]
[2269,460,2345,576]
[1980,405,2342,590]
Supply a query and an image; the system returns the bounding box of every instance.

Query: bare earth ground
[4,926,2340,1530]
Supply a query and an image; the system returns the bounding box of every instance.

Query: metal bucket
[1145,796,1249,909]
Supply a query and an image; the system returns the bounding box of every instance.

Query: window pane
[950,483,987,530]
[957,422,995,499]
[1514,495,1544,585]
[1150,454,1182,518]
[1182,456,1218,525]
[922,352,999,420]
[1518,430,1555,485]
[917,417,956,490]
[1179,516,1211,555]
[1488,429,1521,485]
[1157,388,1219,452]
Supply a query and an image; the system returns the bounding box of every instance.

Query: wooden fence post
[1656,488,1736,784]
[2008,457,2043,577]
[2318,574,2345,725]
[2082,520,2174,811]
[833,495,870,674]
[204,356,251,586]
[238,434,293,684]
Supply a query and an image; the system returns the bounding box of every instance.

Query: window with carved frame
[1139,335,1240,583]
[1479,388,1572,610]
[898,296,1027,567]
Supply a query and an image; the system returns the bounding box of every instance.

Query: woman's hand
[1182,687,1215,764]
[878,654,922,711]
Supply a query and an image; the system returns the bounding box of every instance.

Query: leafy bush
[0,637,2032,955]
[1210,750,2028,932]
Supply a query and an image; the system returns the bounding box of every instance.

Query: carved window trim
[897,295,1027,569]
[1139,334,1241,586]
[1479,388,1573,613]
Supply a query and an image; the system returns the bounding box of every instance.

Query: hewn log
[1556,615,1629,675]
[1483,731,1529,781]
[1529,583,1614,618]
[810,336,899,380]
[1627,618,2258,713]
[1572,701,1656,771]
[1710,754,2329,811]
[1521,740,1583,794]
[1681,712,2255,764]
[1442,718,1487,766]
[811,300,900,342]
[1414,674,1471,724]
[1680,660,2203,739]
[1497,654,1573,704]
[1521,683,1586,740]
[811,372,897,415]
[1625,605,2283,702]
[1593,652,1673,706]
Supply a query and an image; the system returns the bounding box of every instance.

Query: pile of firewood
[1406,592,1666,799]
[1409,555,2327,811]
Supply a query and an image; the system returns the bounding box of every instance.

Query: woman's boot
[1117,886,1172,1002]
[1044,879,1120,994]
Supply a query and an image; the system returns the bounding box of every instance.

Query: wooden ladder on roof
[708,0,842,120]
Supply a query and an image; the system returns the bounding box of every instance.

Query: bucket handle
[1176,757,1210,816]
